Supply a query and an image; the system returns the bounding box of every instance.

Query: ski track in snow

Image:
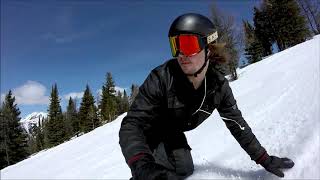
[1,35,320,179]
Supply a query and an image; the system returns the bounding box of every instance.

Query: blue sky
[1,0,260,117]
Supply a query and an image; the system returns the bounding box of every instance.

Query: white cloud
[8,81,50,105]
[64,92,84,100]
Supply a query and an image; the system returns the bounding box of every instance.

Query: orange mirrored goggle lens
[169,35,203,57]
[179,35,201,56]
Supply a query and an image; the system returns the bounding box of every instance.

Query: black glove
[130,154,180,180]
[133,162,180,180]
[261,155,295,178]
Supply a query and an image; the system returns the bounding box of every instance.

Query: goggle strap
[207,31,218,44]
[169,36,178,57]
[193,48,209,77]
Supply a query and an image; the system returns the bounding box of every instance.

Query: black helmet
[168,13,216,37]
[168,13,218,77]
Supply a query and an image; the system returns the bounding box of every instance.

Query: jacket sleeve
[217,79,266,162]
[119,70,164,165]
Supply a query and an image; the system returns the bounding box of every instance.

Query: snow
[1,35,320,179]
[20,112,48,134]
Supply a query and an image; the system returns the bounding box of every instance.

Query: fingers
[269,168,285,178]
[280,158,295,168]
[166,171,181,180]
[265,156,294,178]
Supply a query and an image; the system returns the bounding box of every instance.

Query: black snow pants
[150,132,194,179]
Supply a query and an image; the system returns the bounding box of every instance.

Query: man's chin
[180,67,195,76]
[182,71,195,76]
[185,73,195,76]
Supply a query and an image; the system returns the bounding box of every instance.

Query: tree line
[243,0,317,64]
[0,72,140,169]
[211,0,318,79]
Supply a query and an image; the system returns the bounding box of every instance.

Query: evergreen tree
[297,0,320,35]
[273,0,309,48]
[0,104,6,168]
[27,118,44,154]
[35,118,44,151]
[0,90,29,169]
[115,89,129,114]
[27,116,45,155]
[243,20,265,63]
[129,84,139,106]
[65,97,78,137]
[253,5,275,55]
[44,84,66,147]
[41,116,48,147]
[254,0,310,52]
[100,72,117,122]
[122,90,129,113]
[79,85,99,133]
[115,91,123,114]
[27,130,36,154]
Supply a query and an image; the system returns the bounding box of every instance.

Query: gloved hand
[261,155,294,178]
[133,162,180,180]
[130,154,180,180]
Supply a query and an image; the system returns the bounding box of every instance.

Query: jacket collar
[168,59,224,98]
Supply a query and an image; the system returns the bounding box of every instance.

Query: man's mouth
[178,57,192,65]
[179,59,191,65]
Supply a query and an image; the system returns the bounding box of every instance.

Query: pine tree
[27,123,40,154]
[0,104,6,168]
[115,89,129,114]
[79,85,99,133]
[253,6,274,56]
[122,90,129,113]
[0,90,29,169]
[297,0,320,35]
[27,117,45,154]
[100,72,117,122]
[254,0,310,52]
[35,118,44,151]
[41,116,48,146]
[116,91,123,114]
[65,97,78,137]
[27,131,36,154]
[129,84,139,106]
[44,84,66,148]
[243,20,265,63]
[272,0,309,48]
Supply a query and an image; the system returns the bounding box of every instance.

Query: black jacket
[119,59,266,166]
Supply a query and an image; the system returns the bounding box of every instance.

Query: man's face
[177,49,206,76]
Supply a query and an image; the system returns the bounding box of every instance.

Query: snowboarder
[119,13,294,180]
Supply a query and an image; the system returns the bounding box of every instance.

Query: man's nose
[178,55,190,62]
[179,52,192,58]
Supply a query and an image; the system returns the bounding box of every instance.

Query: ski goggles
[169,31,218,57]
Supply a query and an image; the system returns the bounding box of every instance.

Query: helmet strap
[193,48,209,77]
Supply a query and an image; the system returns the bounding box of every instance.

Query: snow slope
[1,35,319,179]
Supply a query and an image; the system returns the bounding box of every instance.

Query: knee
[177,160,194,177]
[172,149,194,177]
